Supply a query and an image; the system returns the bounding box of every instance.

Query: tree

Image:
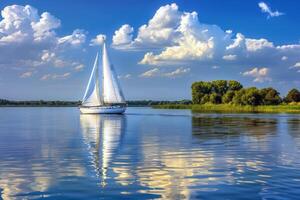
[198,94,209,104]
[285,89,300,103]
[222,91,236,104]
[260,88,281,105]
[212,80,228,95]
[191,81,213,104]
[241,87,263,106]
[228,80,243,91]
[209,93,222,104]
[232,89,246,105]
[192,91,204,104]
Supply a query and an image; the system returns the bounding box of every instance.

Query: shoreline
[153,104,300,113]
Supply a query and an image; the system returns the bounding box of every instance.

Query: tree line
[0,99,81,106]
[0,99,192,106]
[192,80,300,106]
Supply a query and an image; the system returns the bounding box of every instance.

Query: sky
[0,0,299,100]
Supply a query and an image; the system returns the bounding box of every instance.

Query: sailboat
[79,43,126,114]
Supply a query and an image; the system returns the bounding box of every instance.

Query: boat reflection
[80,114,126,186]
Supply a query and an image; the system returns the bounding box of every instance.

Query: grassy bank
[153,104,300,113]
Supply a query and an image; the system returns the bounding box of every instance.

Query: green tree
[232,89,246,105]
[192,91,203,104]
[260,88,281,105]
[212,80,228,95]
[200,94,210,104]
[241,87,263,106]
[209,93,222,104]
[222,91,236,104]
[191,81,213,104]
[228,80,243,91]
[285,89,300,103]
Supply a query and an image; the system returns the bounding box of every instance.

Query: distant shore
[0,99,190,107]
[153,104,300,113]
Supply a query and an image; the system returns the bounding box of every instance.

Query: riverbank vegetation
[0,99,192,107]
[154,80,300,113]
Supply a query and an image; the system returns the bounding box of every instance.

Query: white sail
[82,53,102,106]
[102,43,125,104]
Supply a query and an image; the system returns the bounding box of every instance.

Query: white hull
[79,106,126,114]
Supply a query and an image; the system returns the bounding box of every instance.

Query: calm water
[0,107,300,200]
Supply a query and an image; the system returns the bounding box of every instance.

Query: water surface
[0,107,300,199]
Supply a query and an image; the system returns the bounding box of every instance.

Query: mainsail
[82,53,103,106]
[81,42,125,107]
[102,43,125,104]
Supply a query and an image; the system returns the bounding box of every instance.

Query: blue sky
[0,0,299,100]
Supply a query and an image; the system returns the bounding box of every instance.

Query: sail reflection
[80,114,125,186]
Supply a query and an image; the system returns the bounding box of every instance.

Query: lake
[0,107,300,199]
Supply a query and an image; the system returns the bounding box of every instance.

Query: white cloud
[40,72,70,80]
[140,67,190,78]
[0,5,86,71]
[138,10,224,65]
[212,65,219,69]
[291,62,300,68]
[281,56,288,61]
[40,74,52,80]
[226,33,245,50]
[32,12,61,42]
[90,34,106,46]
[294,62,300,68]
[226,33,274,52]
[242,67,271,83]
[74,64,85,71]
[112,3,299,71]
[140,68,160,78]
[223,54,237,61]
[133,3,181,48]
[58,29,86,47]
[118,74,132,79]
[258,2,284,18]
[20,71,33,78]
[112,24,133,47]
[245,38,274,51]
[163,67,190,77]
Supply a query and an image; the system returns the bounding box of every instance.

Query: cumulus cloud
[140,67,190,78]
[0,4,86,71]
[112,3,299,68]
[40,72,70,80]
[112,3,181,50]
[90,34,106,46]
[110,2,299,81]
[112,24,133,47]
[258,2,284,18]
[242,67,271,83]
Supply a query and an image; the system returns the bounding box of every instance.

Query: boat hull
[79,106,126,114]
